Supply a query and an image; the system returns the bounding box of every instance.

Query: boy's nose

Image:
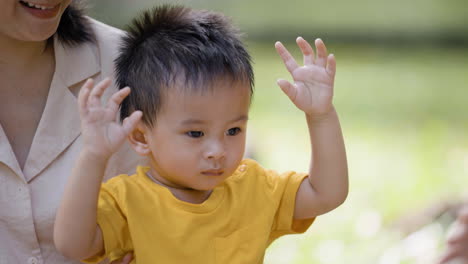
[205,141,226,160]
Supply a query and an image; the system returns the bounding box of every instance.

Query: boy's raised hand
[275,37,336,117]
[78,78,142,159]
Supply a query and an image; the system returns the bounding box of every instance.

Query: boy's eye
[187,131,204,138]
[227,127,241,136]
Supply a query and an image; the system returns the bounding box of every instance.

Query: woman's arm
[438,206,468,263]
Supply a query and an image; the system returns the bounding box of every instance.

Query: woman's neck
[0,35,55,169]
[0,34,50,70]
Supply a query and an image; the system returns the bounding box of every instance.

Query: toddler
[54,5,348,264]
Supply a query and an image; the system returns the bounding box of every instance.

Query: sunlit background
[88,0,468,263]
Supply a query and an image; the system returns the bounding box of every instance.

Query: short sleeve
[264,168,315,241]
[82,181,133,263]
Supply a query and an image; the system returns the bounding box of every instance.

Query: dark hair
[55,1,95,45]
[115,5,254,127]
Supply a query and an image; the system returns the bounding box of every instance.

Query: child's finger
[296,37,315,66]
[88,78,112,107]
[326,54,336,78]
[122,111,143,135]
[275,41,299,74]
[78,79,94,116]
[121,253,134,264]
[457,206,468,223]
[276,79,297,102]
[109,252,133,264]
[437,245,466,264]
[446,223,468,244]
[107,87,131,115]
[315,38,328,67]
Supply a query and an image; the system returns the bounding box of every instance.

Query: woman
[0,0,142,263]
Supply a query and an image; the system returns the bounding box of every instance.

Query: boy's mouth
[201,169,224,176]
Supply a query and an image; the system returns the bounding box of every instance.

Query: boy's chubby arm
[275,38,348,220]
[54,78,142,260]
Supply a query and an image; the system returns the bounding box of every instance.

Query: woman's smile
[19,0,61,19]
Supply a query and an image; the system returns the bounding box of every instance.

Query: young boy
[54,5,348,264]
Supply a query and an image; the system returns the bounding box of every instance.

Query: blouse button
[27,257,39,264]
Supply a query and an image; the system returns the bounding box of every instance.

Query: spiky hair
[115,5,254,126]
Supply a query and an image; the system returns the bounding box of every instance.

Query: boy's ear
[128,123,152,156]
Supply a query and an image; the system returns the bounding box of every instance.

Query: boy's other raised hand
[275,37,336,118]
[78,78,142,159]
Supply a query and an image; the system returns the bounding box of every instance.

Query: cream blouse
[0,19,145,264]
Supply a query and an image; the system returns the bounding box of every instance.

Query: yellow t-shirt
[85,159,314,264]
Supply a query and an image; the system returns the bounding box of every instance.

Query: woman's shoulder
[87,18,125,42]
[82,18,126,74]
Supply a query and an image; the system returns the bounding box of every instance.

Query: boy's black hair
[56,1,95,45]
[115,5,254,127]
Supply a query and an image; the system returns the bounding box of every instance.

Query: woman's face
[0,0,72,42]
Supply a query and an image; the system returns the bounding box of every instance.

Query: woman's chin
[20,24,60,42]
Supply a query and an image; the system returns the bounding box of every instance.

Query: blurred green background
[88,0,468,263]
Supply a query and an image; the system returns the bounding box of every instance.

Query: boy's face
[142,80,251,191]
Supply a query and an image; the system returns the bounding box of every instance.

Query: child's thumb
[277,79,296,102]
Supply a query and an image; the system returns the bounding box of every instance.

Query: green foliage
[90,0,468,41]
[249,42,467,263]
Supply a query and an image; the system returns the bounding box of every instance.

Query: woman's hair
[55,1,95,45]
